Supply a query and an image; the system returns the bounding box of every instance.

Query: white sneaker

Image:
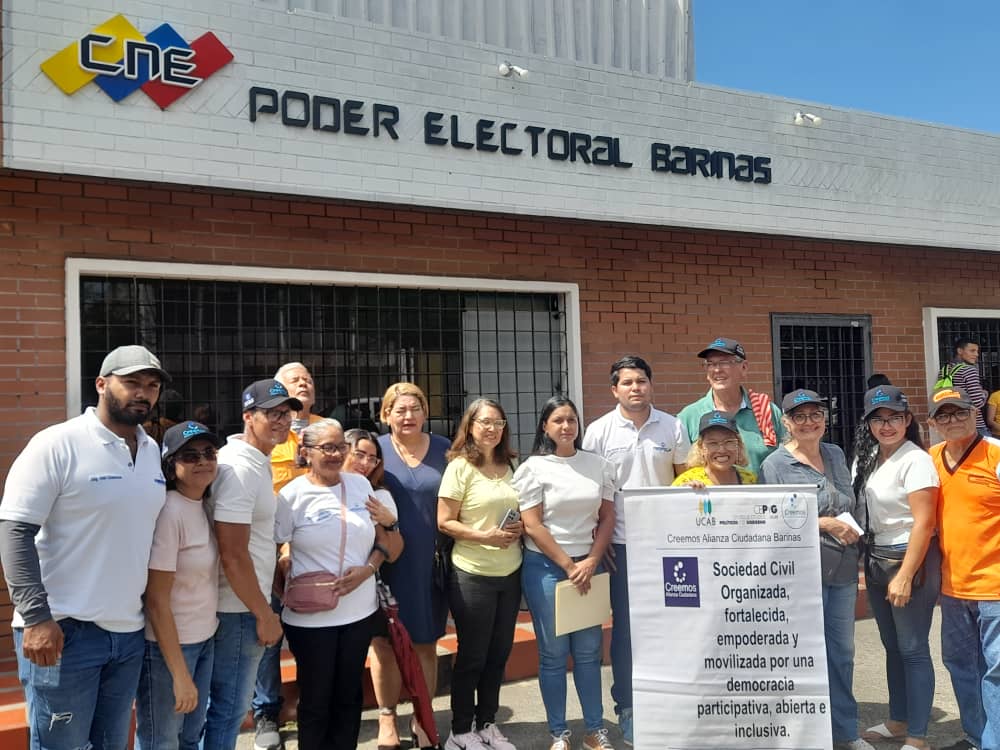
[550,731,571,750]
[478,723,516,750]
[445,730,491,750]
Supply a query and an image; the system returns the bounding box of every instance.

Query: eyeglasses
[789,410,827,425]
[702,438,739,451]
[309,443,350,456]
[258,407,293,423]
[474,418,507,429]
[932,409,972,424]
[702,358,743,370]
[868,414,906,427]
[349,450,381,466]
[176,448,218,463]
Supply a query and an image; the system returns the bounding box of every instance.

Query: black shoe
[940,740,979,750]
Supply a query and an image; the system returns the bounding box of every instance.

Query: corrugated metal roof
[275,0,694,81]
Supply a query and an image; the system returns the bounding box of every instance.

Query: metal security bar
[936,317,1000,395]
[771,314,873,451]
[79,276,569,454]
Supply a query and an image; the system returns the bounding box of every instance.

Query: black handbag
[865,544,926,589]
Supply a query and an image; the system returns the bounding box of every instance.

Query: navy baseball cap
[781,389,826,412]
[698,410,739,436]
[161,421,222,459]
[698,337,747,360]
[241,379,304,412]
[862,386,909,419]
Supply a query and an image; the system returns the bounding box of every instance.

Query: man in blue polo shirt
[678,336,785,473]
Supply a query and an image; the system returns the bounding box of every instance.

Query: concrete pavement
[240,609,965,750]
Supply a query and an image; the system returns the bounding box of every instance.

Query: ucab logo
[40,14,233,110]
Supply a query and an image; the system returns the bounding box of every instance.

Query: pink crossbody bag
[283,482,348,614]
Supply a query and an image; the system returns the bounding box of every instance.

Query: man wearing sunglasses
[254,362,322,750]
[0,345,170,750]
[202,379,303,750]
[929,387,1000,750]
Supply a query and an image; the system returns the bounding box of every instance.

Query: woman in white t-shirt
[512,397,616,750]
[275,419,400,750]
[136,421,222,750]
[851,386,940,750]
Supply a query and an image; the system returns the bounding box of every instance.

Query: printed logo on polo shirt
[89,473,124,482]
[662,557,700,607]
[40,14,233,110]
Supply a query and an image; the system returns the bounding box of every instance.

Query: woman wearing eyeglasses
[673,411,757,487]
[759,389,872,750]
[376,382,451,749]
[437,399,523,750]
[136,422,223,750]
[850,387,939,749]
[342,428,401,537]
[274,418,398,750]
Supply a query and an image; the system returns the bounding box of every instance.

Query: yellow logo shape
[40,14,145,95]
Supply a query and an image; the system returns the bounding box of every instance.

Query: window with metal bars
[936,317,1000,396]
[79,276,569,454]
[771,314,873,451]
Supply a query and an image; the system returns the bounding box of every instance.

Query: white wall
[5,0,1000,251]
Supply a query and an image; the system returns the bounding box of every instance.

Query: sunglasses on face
[176,448,218,463]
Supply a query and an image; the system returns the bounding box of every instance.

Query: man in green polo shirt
[677,337,785,473]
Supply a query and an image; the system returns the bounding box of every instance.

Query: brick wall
[1,167,1000,657]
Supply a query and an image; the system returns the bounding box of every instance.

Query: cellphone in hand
[500,508,521,527]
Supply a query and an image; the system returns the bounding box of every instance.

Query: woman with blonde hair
[375,383,450,749]
[673,411,756,487]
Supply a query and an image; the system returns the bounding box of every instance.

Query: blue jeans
[136,638,215,750]
[822,582,860,743]
[202,612,265,750]
[866,543,940,739]
[521,549,604,735]
[940,595,1000,750]
[251,596,284,721]
[15,619,145,750]
[608,543,631,716]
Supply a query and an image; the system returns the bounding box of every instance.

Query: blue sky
[695,0,999,133]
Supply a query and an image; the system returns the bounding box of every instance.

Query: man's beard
[104,389,152,426]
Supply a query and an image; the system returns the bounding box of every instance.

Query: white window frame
[65,258,583,419]
[921,306,1000,392]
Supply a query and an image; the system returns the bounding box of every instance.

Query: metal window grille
[80,276,569,454]
[936,317,999,395]
[771,314,873,451]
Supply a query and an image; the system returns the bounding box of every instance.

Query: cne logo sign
[40,14,233,110]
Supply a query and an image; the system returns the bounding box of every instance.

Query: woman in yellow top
[673,411,757,487]
[438,399,523,750]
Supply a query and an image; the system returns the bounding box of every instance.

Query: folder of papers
[554,571,611,636]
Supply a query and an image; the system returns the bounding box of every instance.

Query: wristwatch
[382,521,399,532]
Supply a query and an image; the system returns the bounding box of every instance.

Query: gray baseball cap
[99,345,171,383]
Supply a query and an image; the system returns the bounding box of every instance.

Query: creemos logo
[40,14,233,110]
[662,557,700,607]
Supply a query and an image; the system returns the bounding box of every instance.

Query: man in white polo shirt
[202,379,302,750]
[0,344,169,750]
[582,355,690,746]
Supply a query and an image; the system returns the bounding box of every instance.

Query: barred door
[936,317,1000,396]
[770,314,873,451]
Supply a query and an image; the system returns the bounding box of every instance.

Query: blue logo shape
[662,556,700,607]
[181,421,206,438]
[793,390,812,403]
[710,338,725,347]
[708,412,728,425]
[870,388,891,405]
[269,383,288,396]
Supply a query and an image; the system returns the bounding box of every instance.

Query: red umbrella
[377,579,441,748]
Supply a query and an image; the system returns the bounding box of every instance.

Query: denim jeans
[15,619,145,750]
[136,638,215,750]
[521,549,604,736]
[822,581,861,743]
[251,595,284,721]
[866,543,940,739]
[202,612,265,750]
[940,595,1000,750]
[608,543,631,717]
[448,567,522,733]
[284,615,375,750]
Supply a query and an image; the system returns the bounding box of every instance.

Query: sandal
[377,707,401,750]
[861,723,907,742]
